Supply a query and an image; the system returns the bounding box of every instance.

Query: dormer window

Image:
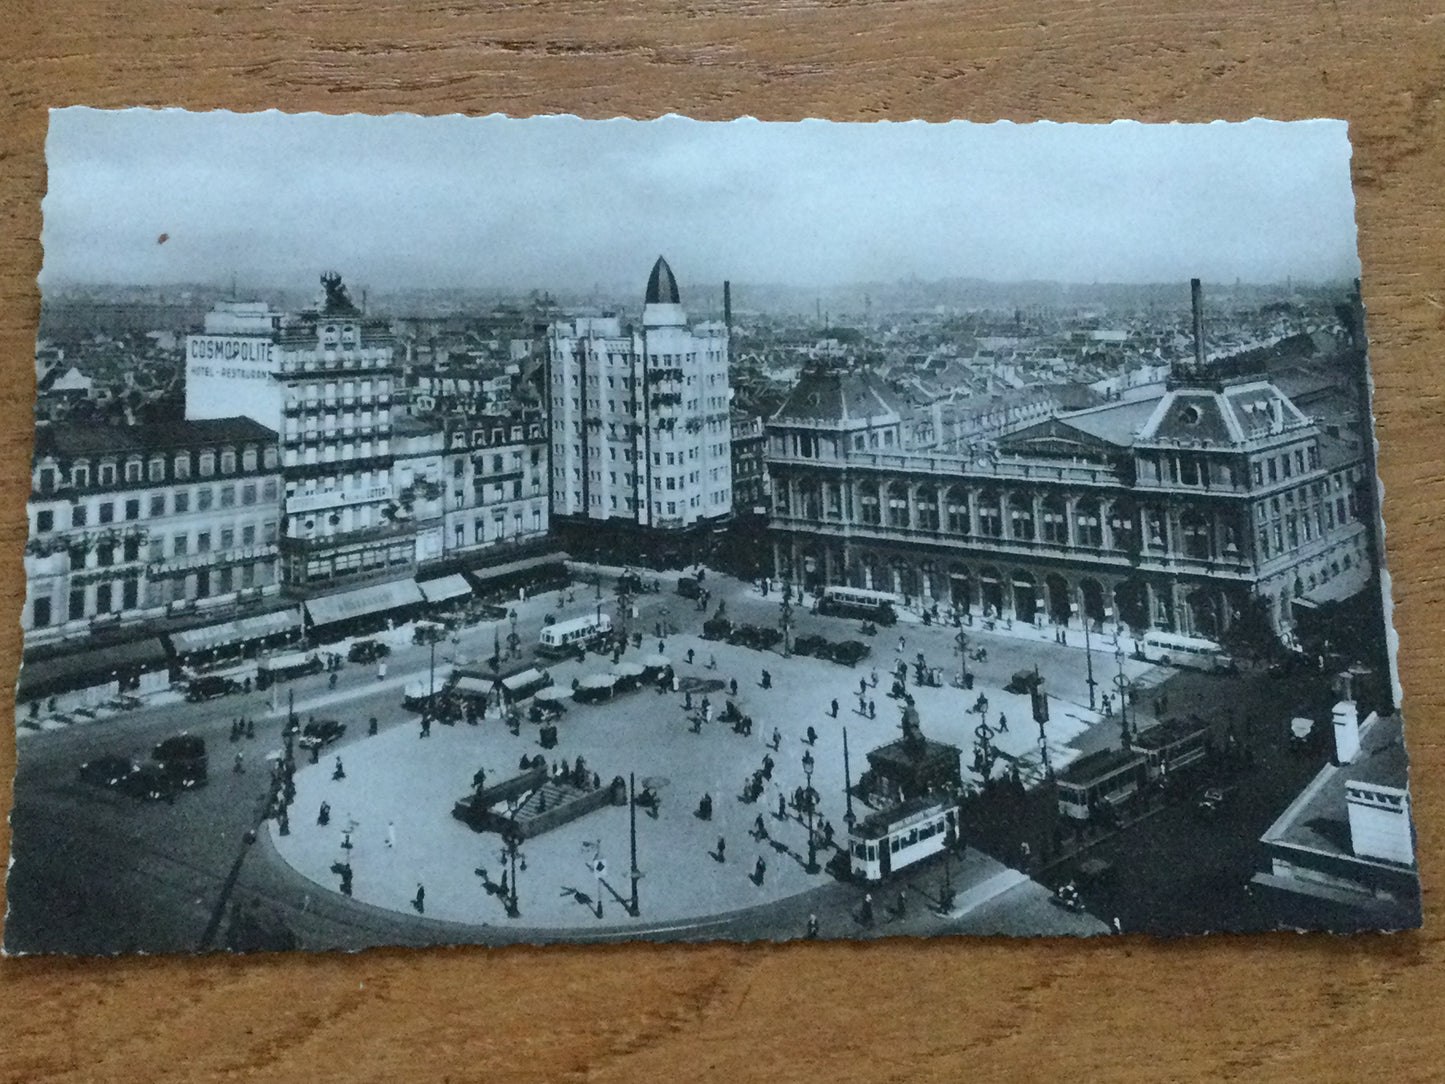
[220,449,237,474]
[1176,403,1202,425]
[174,454,190,479]
[199,452,215,477]
[125,459,143,483]
[99,462,117,486]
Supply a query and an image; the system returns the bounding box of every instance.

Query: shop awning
[418,574,473,604]
[18,637,169,700]
[168,609,303,655]
[465,552,569,586]
[304,579,425,626]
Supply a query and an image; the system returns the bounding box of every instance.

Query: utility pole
[628,772,640,917]
[842,727,855,830]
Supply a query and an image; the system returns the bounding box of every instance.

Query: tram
[1055,715,1213,821]
[848,796,960,882]
[818,586,899,626]
[537,613,612,659]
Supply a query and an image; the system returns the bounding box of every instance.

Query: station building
[545,257,733,566]
[766,353,1372,644]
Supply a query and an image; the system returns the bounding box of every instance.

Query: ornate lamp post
[955,629,970,687]
[1114,644,1132,747]
[1083,616,1097,711]
[801,748,818,873]
[780,597,793,658]
[500,807,524,918]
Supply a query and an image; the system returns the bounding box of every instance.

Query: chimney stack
[1333,700,1361,765]
[1190,278,1206,366]
[723,280,732,329]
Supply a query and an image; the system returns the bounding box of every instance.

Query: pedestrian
[896,888,907,917]
[823,821,835,847]
[413,883,425,914]
[861,892,874,926]
[762,753,774,780]
[771,727,782,751]
[708,654,717,671]
[868,699,876,720]
[245,718,255,739]
[687,648,695,665]
[1019,840,1031,869]
[684,690,693,712]
[753,856,767,885]
[659,639,666,654]
[368,715,379,736]
[859,677,868,697]
[233,751,244,774]
[806,725,817,745]
[333,757,345,781]
[377,661,387,681]
[387,821,396,849]
[716,835,726,861]
[897,635,905,654]
[869,668,878,689]
[806,913,819,939]
[776,792,786,820]
[318,801,330,826]
[729,677,738,696]
[761,669,772,690]
[754,813,768,840]
[829,698,839,719]
[997,712,1008,733]
[1112,916,1123,935]
[420,714,431,738]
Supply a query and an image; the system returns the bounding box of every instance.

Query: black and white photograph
[6,109,1419,954]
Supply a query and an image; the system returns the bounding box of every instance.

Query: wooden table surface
[3,3,1443,1081]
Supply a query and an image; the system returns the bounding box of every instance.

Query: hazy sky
[40,109,1361,293]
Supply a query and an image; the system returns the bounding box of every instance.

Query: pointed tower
[643,256,686,328]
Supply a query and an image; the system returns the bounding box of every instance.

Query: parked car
[475,603,510,622]
[153,734,208,788]
[126,761,178,802]
[829,640,871,667]
[791,634,829,658]
[347,639,391,664]
[702,616,733,641]
[298,719,347,751]
[186,675,241,702]
[677,576,702,600]
[78,753,139,790]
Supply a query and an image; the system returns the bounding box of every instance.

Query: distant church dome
[645,256,681,305]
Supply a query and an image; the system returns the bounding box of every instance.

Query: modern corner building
[545,257,733,565]
[185,274,408,595]
[766,282,1373,645]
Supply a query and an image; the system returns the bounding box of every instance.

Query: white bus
[818,586,899,626]
[538,613,613,658]
[1137,631,1232,672]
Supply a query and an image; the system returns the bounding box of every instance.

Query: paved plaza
[269,568,1156,932]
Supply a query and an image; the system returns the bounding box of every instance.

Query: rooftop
[771,367,908,426]
[35,416,278,459]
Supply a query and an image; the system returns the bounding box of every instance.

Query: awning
[18,637,169,700]
[614,662,645,678]
[535,686,571,703]
[501,668,548,692]
[578,673,617,690]
[418,574,473,604]
[453,676,493,697]
[465,552,569,586]
[169,609,303,655]
[304,579,425,626]
[643,654,671,669]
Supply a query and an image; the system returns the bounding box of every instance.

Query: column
[967,488,979,536]
[1101,498,1115,551]
[1065,495,1078,548]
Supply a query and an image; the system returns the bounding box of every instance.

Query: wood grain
[3,2,1444,1081]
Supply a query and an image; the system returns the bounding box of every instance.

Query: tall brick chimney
[1190,278,1206,366]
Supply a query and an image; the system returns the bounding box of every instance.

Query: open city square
[5,111,1419,954]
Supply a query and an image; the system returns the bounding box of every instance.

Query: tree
[1219,596,1281,664]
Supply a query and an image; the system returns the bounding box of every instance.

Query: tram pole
[842,727,856,830]
[628,772,640,917]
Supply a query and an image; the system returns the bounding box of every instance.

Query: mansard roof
[770,367,907,426]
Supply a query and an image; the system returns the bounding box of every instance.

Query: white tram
[849,796,961,882]
[537,613,613,659]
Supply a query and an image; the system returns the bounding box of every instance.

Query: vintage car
[829,640,871,667]
[78,754,139,790]
[185,675,242,702]
[298,719,348,751]
[791,634,829,658]
[347,639,391,664]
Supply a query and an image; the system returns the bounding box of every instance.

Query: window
[36,509,53,533]
[125,460,142,483]
[173,534,188,556]
[1253,462,1263,486]
[174,454,190,479]
[197,487,213,512]
[220,527,235,550]
[197,531,212,554]
[100,463,117,486]
[262,479,278,502]
[123,537,139,562]
[98,502,114,525]
[149,493,166,517]
[174,490,190,514]
[72,465,90,488]
[242,448,257,471]
[31,597,51,628]
[263,520,278,543]
[242,524,256,546]
[199,452,215,477]
[69,589,86,621]
[263,446,278,469]
[1267,459,1277,483]
[125,499,140,521]
[241,483,257,506]
[37,468,54,494]
[95,582,112,614]
[148,537,163,561]
[122,578,138,610]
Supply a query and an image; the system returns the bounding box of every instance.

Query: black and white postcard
[7,110,1418,954]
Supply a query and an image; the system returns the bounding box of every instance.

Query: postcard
[6,109,1417,953]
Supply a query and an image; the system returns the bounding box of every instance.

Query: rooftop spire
[645,256,681,305]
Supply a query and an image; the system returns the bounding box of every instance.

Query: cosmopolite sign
[186,335,276,381]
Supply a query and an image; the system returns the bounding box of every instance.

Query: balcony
[279,520,415,554]
[768,449,1126,488]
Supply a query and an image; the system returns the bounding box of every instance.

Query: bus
[849,796,960,882]
[537,613,613,659]
[818,586,899,626]
[1137,631,1232,672]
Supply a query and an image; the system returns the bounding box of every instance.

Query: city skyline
[41,110,1362,294]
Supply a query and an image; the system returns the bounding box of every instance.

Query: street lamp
[595,571,602,601]
[779,597,793,658]
[500,808,523,918]
[955,629,970,687]
[802,749,818,873]
[1083,617,1097,711]
[1114,644,1132,747]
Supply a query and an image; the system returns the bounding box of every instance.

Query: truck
[255,650,323,689]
